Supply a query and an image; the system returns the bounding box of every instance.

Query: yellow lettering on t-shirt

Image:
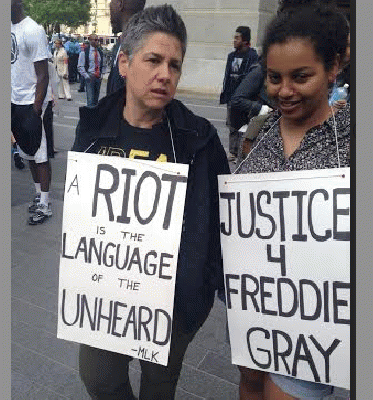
[129,149,150,159]
[156,153,168,163]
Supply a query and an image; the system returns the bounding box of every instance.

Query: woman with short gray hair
[73,4,230,399]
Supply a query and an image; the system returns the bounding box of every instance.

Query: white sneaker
[28,203,52,225]
[28,194,41,213]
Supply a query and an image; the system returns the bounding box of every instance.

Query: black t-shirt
[88,117,175,163]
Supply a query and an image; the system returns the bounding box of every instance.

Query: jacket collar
[78,88,215,164]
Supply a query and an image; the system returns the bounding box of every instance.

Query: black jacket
[220,47,259,105]
[72,88,230,333]
[106,41,125,96]
[229,62,272,130]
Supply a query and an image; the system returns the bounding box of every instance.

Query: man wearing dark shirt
[220,26,258,161]
[106,0,146,95]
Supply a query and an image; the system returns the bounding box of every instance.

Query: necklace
[166,116,177,163]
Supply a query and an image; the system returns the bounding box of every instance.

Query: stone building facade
[71,0,350,95]
[156,0,279,94]
[70,0,278,94]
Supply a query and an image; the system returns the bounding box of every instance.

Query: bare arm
[33,59,49,116]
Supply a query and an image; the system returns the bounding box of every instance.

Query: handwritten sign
[218,168,350,389]
[57,151,189,366]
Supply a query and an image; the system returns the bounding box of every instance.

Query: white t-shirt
[11,16,50,105]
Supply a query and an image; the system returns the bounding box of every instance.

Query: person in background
[106,0,146,95]
[46,47,59,156]
[77,33,104,107]
[234,3,350,399]
[47,35,54,54]
[11,0,52,225]
[63,36,71,53]
[53,39,72,101]
[220,25,259,161]
[68,37,81,83]
[77,40,89,92]
[62,36,71,81]
[229,56,273,162]
[72,5,229,399]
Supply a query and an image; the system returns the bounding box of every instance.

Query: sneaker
[28,203,52,225]
[28,194,41,213]
[13,152,25,169]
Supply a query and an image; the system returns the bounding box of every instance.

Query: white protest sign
[57,151,189,366]
[218,168,350,389]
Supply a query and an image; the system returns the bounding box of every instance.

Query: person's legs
[226,104,238,160]
[138,320,198,400]
[43,101,55,159]
[29,159,50,198]
[93,77,102,106]
[238,366,266,400]
[228,128,240,158]
[62,77,72,100]
[79,344,136,400]
[28,160,39,186]
[264,375,299,400]
[35,161,50,193]
[58,76,65,99]
[86,79,95,107]
[78,74,86,92]
[68,55,74,83]
[26,115,52,224]
[27,159,52,224]
[72,54,79,82]
[266,373,333,400]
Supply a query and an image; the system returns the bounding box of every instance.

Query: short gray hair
[121,4,187,59]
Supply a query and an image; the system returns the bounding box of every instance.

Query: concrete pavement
[11,83,350,399]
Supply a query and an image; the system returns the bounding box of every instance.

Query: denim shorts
[269,372,334,399]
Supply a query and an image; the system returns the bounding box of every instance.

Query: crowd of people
[11,0,350,399]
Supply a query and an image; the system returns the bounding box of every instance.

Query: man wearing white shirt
[11,0,52,225]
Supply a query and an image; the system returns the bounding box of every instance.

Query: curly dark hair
[262,2,349,72]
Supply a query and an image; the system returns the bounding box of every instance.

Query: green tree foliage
[23,0,91,34]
